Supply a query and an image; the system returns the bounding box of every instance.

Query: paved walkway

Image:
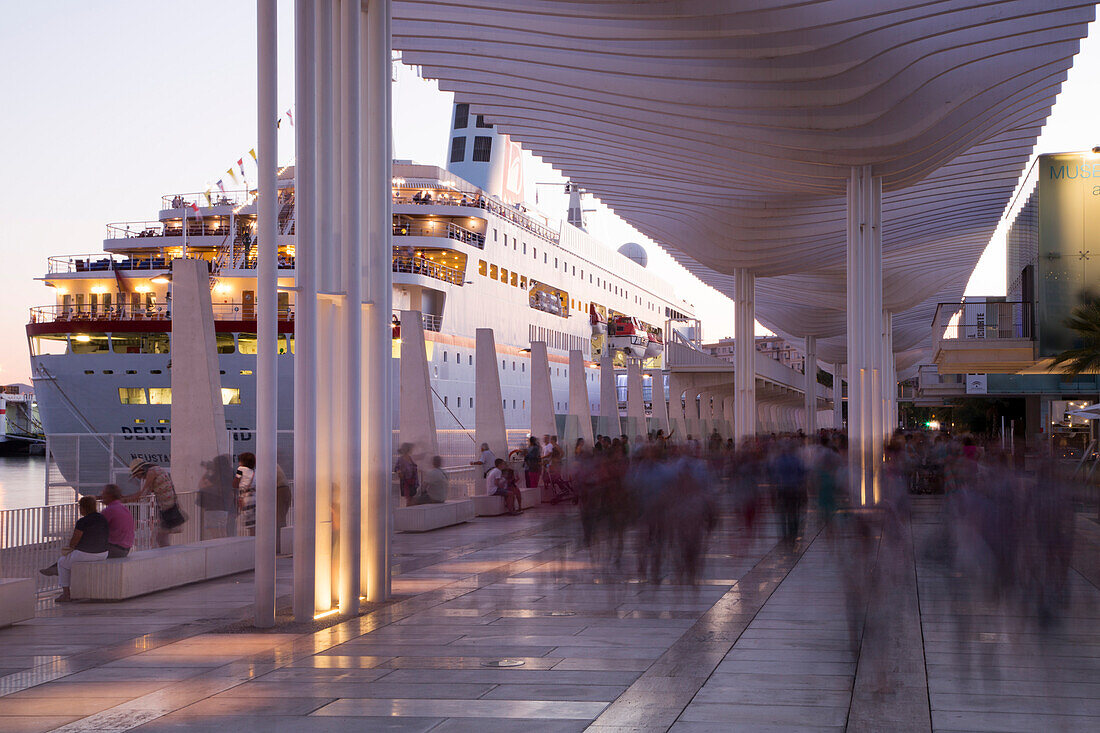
[1,496,1099,732]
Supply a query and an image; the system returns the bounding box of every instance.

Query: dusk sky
[1,3,1097,385]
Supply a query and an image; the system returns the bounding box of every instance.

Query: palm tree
[1051,299,1100,376]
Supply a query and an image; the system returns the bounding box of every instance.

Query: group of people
[43,451,294,603]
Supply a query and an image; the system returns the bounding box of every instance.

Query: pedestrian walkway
[2,497,1099,732]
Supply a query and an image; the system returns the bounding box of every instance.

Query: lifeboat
[644,330,663,359]
[590,303,607,335]
[608,316,647,357]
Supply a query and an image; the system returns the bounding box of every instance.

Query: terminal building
[926,150,1100,455]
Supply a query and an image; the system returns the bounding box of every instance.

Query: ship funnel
[445,102,525,204]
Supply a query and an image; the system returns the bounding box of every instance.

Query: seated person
[485,459,520,515]
[410,456,448,505]
[99,483,135,558]
[42,496,110,603]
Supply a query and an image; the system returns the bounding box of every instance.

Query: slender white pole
[292,0,317,623]
[254,0,278,628]
[339,0,362,616]
[363,0,393,602]
[804,335,817,435]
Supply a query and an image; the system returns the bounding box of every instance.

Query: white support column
[475,329,508,460]
[833,363,844,430]
[804,335,817,436]
[338,0,361,616]
[624,361,646,439]
[846,166,883,505]
[254,0,278,629]
[292,0,317,624]
[733,268,756,445]
[646,369,669,435]
[530,341,556,438]
[362,0,392,603]
[598,351,621,438]
[565,349,594,449]
[312,0,337,616]
[883,311,896,436]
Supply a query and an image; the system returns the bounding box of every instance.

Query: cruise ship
[27,104,696,486]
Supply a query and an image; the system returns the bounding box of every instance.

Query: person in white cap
[123,459,184,547]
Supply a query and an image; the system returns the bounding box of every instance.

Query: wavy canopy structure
[392,0,1095,369]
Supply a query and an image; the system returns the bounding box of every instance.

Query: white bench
[472,487,541,516]
[70,536,256,601]
[394,499,474,532]
[0,578,35,627]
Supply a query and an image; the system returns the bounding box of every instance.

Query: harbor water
[0,455,46,510]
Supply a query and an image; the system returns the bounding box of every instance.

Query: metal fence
[1,491,203,597]
[933,301,1033,341]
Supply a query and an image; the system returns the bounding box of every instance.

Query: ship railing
[391,253,464,286]
[393,310,442,333]
[107,220,232,240]
[30,303,295,325]
[393,216,485,249]
[46,254,196,274]
[161,189,253,210]
[393,191,558,245]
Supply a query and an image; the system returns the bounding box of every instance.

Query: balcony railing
[392,253,465,285]
[392,310,442,334]
[106,220,233,240]
[161,189,253,210]
[29,303,295,326]
[933,301,1032,341]
[48,254,183,274]
[394,217,485,249]
[393,190,559,245]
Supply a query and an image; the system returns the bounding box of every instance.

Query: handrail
[106,220,231,240]
[392,253,465,285]
[48,254,188,274]
[393,191,558,245]
[932,301,1032,341]
[29,303,296,325]
[393,216,485,249]
[161,189,253,210]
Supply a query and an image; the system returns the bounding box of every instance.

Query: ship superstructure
[27,111,695,474]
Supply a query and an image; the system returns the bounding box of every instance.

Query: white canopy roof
[393,1,1096,367]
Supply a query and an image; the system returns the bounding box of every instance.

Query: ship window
[134,418,145,424]
[478,259,487,276]
[443,352,448,363]
[512,400,516,408]
[70,333,110,355]
[240,370,253,375]
[472,136,492,162]
[512,361,515,370]
[543,253,547,264]
[500,267,508,282]
[454,103,469,129]
[475,114,492,128]
[449,137,466,163]
[150,370,162,375]
[158,419,170,424]
[469,397,474,407]
[555,258,558,268]
[221,388,241,405]
[522,243,527,254]
[522,363,525,373]
[217,333,235,354]
[443,396,448,406]
[148,388,171,405]
[457,397,461,407]
[493,229,497,241]
[469,355,473,365]
[118,388,147,405]
[489,264,498,280]
[126,370,137,374]
[533,247,537,259]
[510,272,517,287]
[103,370,113,375]
[520,276,527,289]
[238,334,257,354]
[112,333,169,355]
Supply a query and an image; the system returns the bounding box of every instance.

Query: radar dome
[617,242,648,268]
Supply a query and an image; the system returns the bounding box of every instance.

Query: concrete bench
[472,487,541,516]
[70,536,255,601]
[0,578,35,627]
[394,499,474,532]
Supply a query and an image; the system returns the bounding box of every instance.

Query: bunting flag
[286,109,294,126]
[190,202,201,218]
[249,148,257,163]
[226,168,239,184]
[203,189,213,206]
[237,158,246,177]
[216,179,226,193]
